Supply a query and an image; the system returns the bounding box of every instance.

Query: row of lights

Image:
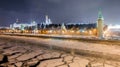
[0,28,97,36]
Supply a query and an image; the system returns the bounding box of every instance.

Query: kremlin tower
[97,9,104,39]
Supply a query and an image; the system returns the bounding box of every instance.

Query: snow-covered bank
[3,33,120,46]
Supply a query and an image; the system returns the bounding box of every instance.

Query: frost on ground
[0,40,120,67]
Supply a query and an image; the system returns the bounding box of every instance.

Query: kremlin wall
[1,16,98,37]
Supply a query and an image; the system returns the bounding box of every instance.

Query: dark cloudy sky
[0,0,120,26]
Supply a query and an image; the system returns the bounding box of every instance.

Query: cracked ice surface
[0,40,120,67]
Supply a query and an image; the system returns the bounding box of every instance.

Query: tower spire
[45,15,49,24]
[98,8,104,20]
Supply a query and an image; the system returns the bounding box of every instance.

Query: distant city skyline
[0,0,120,26]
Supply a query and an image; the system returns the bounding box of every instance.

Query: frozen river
[0,35,120,67]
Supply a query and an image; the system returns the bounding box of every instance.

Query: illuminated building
[61,23,66,30]
[8,15,97,35]
[45,15,52,24]
[37,15,52,29]
[97,9,104,39]
[10,20,37,30]
[104,25,120,39]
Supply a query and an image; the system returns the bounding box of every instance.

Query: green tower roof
[98,8,104,20]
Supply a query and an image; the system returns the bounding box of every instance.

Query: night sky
[0,0,120,26]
